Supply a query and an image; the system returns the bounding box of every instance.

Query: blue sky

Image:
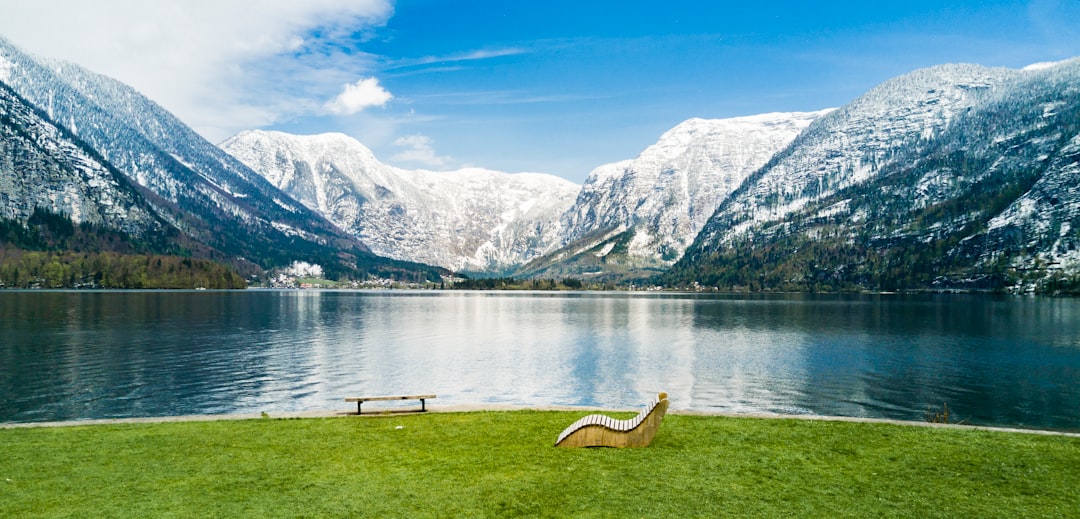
[1,1,1079,182]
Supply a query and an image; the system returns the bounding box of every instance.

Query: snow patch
[1022,60,1067,72]
[1042,101,1065,118]
[271,221,302,237]
[593,241,616,258]
[272,198,300,213]
[816,200,850,220]
[0,53,12,82]
[627,228,657,258]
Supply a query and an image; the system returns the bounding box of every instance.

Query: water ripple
[2,291,1080,431]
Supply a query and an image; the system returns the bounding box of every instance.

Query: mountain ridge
[515,110,831,280]
[220,129,579,272]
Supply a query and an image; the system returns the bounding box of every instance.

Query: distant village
[263,260,460,290]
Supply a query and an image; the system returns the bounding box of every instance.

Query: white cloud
[391,135,453,169]
[325,78,393,115]
[0,0,393,141]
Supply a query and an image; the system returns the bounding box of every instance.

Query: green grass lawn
[3,411,1078,518]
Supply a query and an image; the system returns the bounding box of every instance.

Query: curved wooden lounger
[555,392,669,448]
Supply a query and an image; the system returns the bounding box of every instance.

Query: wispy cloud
[386,47,528,71]
[408,89,613,106]
[422,48,528,64]
[390,134,454,169]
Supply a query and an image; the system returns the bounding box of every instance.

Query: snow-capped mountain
[220,130,580,272]
[673,59,1080,293]
[516,111,829,280]
[0,36,442,280]
[693,63,1020,249]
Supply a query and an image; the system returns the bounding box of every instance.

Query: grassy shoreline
[5,406,1080,438]
[4,411,1078,517]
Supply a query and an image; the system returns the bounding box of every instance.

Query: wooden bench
[555,392,669,448]
[344,395,436,415]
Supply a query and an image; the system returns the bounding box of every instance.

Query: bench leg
[357,402,362,415]
[421,399,426,412]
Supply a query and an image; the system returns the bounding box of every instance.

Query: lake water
[2,290,1079,431]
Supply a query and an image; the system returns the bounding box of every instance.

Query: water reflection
[1,291,1079,431]
[684,294,1080,428]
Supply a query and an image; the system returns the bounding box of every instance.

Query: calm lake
[1,290,1079,431]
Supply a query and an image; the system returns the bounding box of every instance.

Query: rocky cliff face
[0,81,166,236]
[220,130,579,272]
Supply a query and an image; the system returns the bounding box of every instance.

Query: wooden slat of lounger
[628,401,655,429]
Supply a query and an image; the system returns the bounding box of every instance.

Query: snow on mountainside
[220,130,579,272]
[960,59,1080,288]
[517,111,829,280]
[568,111,829,259]
[0,37,445,281]
[673,59,1080,293]
[693,63,1020,249]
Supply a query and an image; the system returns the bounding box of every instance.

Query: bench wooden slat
[345,394,437,402]
[344,394,436,415]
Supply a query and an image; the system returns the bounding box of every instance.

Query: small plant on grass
[925,402,966,425]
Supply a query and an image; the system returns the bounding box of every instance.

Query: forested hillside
[0,208,245,289]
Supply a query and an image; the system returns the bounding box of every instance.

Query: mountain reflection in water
[2,290,1078,431]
